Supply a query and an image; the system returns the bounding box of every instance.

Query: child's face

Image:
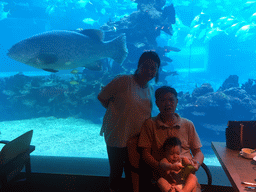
[165,145,181,164]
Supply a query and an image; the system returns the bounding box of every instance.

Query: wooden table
[211,142,256,192]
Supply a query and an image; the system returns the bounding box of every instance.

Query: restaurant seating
[0,130,35,189]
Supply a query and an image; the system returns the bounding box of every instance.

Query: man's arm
[141,148,182,173]
[141,147,161,171]
[191,148,204,171]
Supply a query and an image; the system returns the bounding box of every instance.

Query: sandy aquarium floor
[0,117,220,166]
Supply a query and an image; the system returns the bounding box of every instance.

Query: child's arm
[159,158,183,173]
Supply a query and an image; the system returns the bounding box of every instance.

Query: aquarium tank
[1,0,256,167]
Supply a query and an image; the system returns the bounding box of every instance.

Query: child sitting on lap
[157,137,198,192]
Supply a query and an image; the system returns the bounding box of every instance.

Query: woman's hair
[155,86,178,100]
[135,51,161,83]
[162,137,181,152]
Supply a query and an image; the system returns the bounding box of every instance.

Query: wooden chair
[127,134,212,192]
[0,130,35,189]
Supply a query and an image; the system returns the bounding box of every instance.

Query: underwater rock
[5,73,32,93]
[223,87,247,100]
[136,0,166,11]
[241,79,256,96]
[100,0,176,77]
[192,83,214,99]
[178,92,192,106]
[218,75,239,91]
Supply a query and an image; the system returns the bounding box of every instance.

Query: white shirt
[98,74,153,147]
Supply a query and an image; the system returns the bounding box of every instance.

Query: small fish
[101,8,106,15]
[0,10,10,21]
[190,16,200,28]
[175,17,186,28]
[237,32,255,42]
[14,2,29,7]
[202,123,227,132]
[161,56,173,63]
[185,34,194,47]
[76,0,90,8]
[204,27,223,43]
[163,46,181,52]
[225,21,246,35]
[198,28,207,40]
[82,18,99,26]
[70,80,79,85]
[161,69,178,76]
[70,69,79,74]
[45,5,56,15]
[190,11,209,27]
[241,1,256,11]
[216,16,229,27]
[250,12,256,23]
[224,17,237,27]
[250,109,256,113]
[190,24,203,36]
[76,28,84,31]
[235,24,251,37]
[135,42,145,48]
[191,111,206,116]
[103,0,110,6]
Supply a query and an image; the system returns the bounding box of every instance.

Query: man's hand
[191,159,200,171]
[181,156,191,165]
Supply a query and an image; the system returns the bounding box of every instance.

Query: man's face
[156,92,178,114]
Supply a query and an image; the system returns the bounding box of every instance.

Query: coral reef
[100,0,177,76]
[2,74,256,127]
[177,75,256,128]
[1,72,104,123]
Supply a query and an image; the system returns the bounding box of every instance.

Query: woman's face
[137,59,158,82]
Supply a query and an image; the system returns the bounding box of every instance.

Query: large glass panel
[1,0,256,167]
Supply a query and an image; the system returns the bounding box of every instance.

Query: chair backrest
[0,130,33,165]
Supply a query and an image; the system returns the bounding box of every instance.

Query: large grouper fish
[7,29,128,72]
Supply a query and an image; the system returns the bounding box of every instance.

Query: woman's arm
[97,95,110,109]
[97,75,128,108]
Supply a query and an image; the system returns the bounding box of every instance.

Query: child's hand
[171,162,184,172]
[174,185,183,192]
[159,158,173,172]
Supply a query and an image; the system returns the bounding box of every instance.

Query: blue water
[1,0,256,167]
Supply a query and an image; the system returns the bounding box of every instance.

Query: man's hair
[136,51,161,83]
[162,137,181,152]
[155,86,178,100]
